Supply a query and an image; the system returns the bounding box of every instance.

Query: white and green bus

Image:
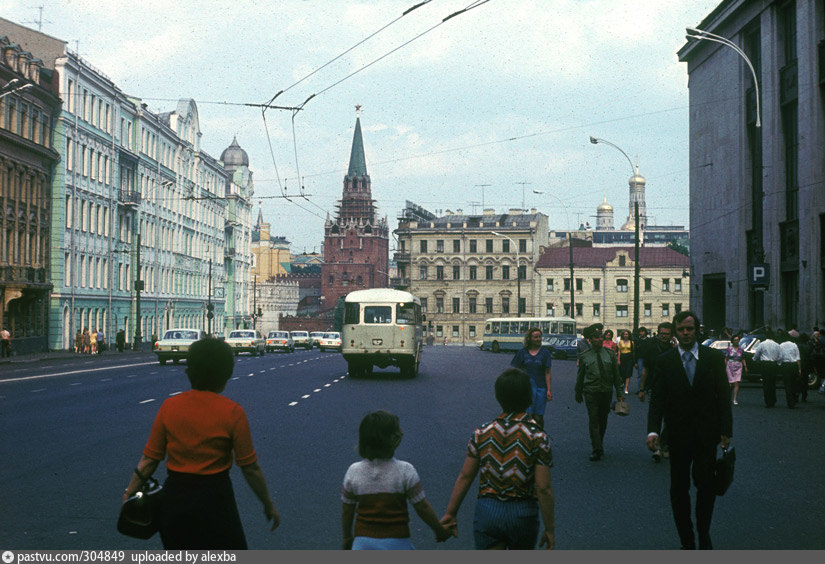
[342,288,424,378]
[481,316,577,358]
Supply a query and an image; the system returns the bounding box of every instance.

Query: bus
[480,316,577,358]
[341,288,425,378]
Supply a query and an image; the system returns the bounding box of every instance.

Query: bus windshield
[396,302,417,325]
[364,306,392,324]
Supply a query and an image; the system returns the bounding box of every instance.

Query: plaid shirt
[468,412,552,501]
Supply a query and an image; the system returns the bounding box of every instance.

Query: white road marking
[302,394,310,399]
[313,388,321,392]
[324,383,331,388]
[169,391,182,396]
[31,388,46,393]
[70,382,82,386]
[259,370,266,374]
[100,378,112,382]
[289,402,298,406]
[0,361,159,384]
[139,399,155,404]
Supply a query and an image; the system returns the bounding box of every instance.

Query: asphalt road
[1,345,824,550]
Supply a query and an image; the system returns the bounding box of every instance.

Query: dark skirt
[619,352,634,380]
[159,469,247,550]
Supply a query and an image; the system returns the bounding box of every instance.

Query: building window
[616,305,629,317]
[451,325,459,338]
[434,239,443,253]
[546,303,555,316]
[519,239,527,252]
[662,303,670,317]
[468,325,476,338]
[644,303,652,317]
[436,325,443,337]
[419,265,428,280]
[518,265,526,280]
[420,240,428,253]
[576,278,583,291]
[616,279,628,292]
[563,303,571,317]
[436,297,444,313]
[453,265,460,280]
[592,303,600,317]
[575,303,583,317]
[502,265,510,280]
[486,239,493,253]
[502,239,510,253]
[469,240,477,253]
[546,278,554,291]
[674,303,682,315]
[436,266,444,280]
[502,297,510,314]
[674,278,682,292]
[485,265,494,280]
[662,278,670,292]
[453,239,460,252]
[593,278,600,291]
[469,297,477,313]
[485,297,494,314]
[619,255,626,266]
[644,278,652,292]
[452,297,460,313]
[420,297,428,312]
[469,266,477,280]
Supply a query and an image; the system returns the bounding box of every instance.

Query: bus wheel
[491,341,500,353]
[348,362,361,378]
[401,360,415,379]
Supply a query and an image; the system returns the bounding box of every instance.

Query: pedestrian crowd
[118,312,822,551]
[73,327,106,354]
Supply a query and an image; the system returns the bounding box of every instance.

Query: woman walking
[122,338,280,548]
[725,335,747,405]
[617,330,635,395]
[601,329,617,353]
[510,328,553,429]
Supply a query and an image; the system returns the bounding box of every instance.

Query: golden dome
[598,201,613,212]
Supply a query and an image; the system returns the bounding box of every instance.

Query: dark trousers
[761,361,778,407]
[668,439,718,549]
[0,339,10,357]
[780,363,798,408]
[584,391,612,455]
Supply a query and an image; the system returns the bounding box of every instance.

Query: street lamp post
[491,231,522,318]
[685,27,761,128]
[590,136,640,333]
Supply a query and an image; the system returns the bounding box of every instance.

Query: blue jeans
[526,380,548,416]
[352,536,415,550]
[473,497,539,549]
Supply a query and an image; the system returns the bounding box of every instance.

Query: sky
[3,0,723,254]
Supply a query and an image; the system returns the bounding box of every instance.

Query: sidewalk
[0,348,149,365]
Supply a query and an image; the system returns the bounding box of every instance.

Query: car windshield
[269,332,288,338]
[229,331,254,338]
[164,330,199,340]
[324,333,339,338]
[293,332,307,337]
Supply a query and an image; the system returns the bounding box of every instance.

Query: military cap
[583,323,604,340]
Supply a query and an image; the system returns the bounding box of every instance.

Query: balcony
[118,189,141,208]
[390,277,410,289]
[393,251,411,263]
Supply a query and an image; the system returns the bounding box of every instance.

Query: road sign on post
[748,263,770,287]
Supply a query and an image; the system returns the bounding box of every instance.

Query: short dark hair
[358,410,403,460]
[657,322,674,333]
[673,310,700,328]
[186,338,234,391]
[495,368,533,413]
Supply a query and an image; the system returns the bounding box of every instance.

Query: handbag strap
[134,467,149,482]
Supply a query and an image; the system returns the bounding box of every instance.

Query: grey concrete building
[679,0,825,331]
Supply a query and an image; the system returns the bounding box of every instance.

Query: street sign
[748,263,770,287]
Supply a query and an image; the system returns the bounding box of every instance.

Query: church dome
[629,170,645,186]
[597,201,613,212]
[221,136,249,167]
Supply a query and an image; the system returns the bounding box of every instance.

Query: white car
[225,330,265,356]
[310,331,325,348]
[154,329,206,365]
[266,331,294,353]
[291,331,311,349]
[318,332,342,352]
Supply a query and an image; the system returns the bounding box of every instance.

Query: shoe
[589,452,602,461]
[652,450,661,463]
[661,449,670,459]
[733,400,738,405]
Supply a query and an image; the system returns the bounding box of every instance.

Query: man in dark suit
[646,311,732,550]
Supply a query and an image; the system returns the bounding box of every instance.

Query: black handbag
[714,446,736,496]
[117,470,163,539]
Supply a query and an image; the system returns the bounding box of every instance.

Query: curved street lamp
[685,27,761,128]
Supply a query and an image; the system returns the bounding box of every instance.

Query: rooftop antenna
[23,5,52,32]
[516,181,530,211]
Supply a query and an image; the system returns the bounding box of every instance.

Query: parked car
[310,332,325,348]
[318,332,342,352]
[291,330,312,349]
[225,330,265,356]
[153,328,206,365]
[266,331,294,353]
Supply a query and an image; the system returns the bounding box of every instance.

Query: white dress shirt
[753,338,781,362]
[778,341,800,365]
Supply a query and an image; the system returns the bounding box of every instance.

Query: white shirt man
[753,336,781,408]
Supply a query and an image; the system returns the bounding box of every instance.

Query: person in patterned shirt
[440,368,555,549]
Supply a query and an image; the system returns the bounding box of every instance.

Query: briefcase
[714,446,735,496]
[612,398,630,416]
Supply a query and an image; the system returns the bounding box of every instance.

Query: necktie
[682,350,695,385]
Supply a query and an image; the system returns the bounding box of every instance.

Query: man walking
[638,322,676,462]
[575,323,625,462]
[646,311,732,550]
[752,330,781,407]
[779,331,801,408]
[0,326,11,358]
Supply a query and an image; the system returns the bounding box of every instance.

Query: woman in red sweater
[122,338,279,548]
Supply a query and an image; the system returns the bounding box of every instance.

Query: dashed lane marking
[0,361,159,384]
[139,399,155,404]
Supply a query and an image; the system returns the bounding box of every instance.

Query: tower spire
[347,106,367,178]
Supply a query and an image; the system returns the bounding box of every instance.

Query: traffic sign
[748,263,770,287]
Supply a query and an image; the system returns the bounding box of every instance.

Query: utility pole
[569,232,575,320]
[207,256,214,336]
[634,201,640,334]
[134,233,143,350]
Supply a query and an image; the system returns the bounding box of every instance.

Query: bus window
[551,322,559,334]
[519,321,529,334]
[364,305,392,324]
[499,321,508,335]
[396,302,416,324]
[561,322,575,334]
[344,303,360,325]
[491,322,499,333]
[540,321,550,334]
